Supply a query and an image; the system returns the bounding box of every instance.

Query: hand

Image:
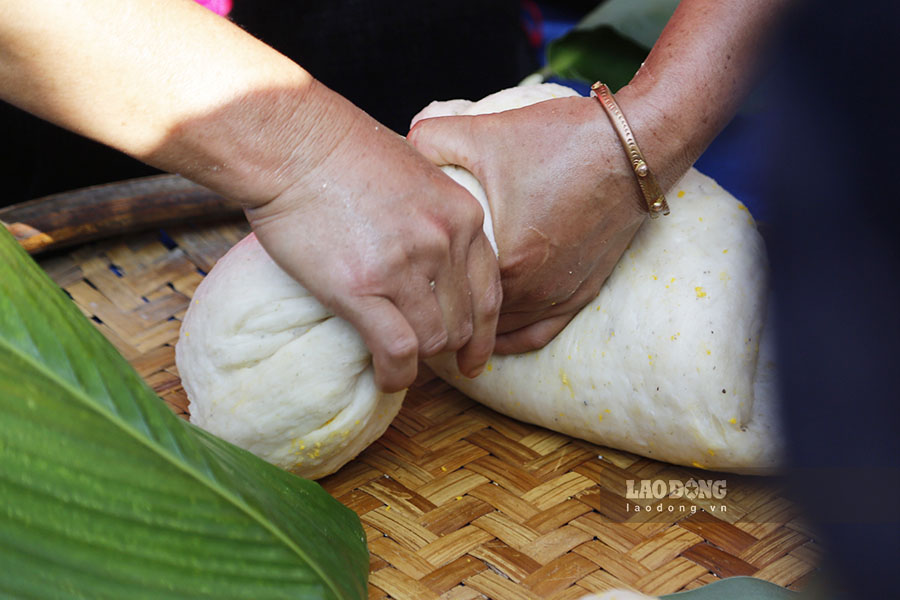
[409,92,660,354]
[245,83,502,392]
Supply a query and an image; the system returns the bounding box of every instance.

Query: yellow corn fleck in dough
[559,369,574,398]
[695,286,707,298]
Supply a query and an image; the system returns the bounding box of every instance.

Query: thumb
[407,115,477,171]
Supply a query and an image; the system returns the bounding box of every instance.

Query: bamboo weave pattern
[39,222,819,599]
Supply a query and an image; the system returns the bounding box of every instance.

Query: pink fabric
[194,0,232,16]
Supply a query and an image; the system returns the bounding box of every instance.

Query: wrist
[573,86,681,219]
[145,76,357,211]
[610,83,696,195]
[591,83,670,218]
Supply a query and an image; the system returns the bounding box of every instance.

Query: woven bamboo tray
[34,215,820,599]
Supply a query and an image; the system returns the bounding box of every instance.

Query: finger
[495,285,593,334]
[407,114,476,169]
[497,251,613,334]
[392,277,453,358]
[428,223,479,354]
[431,271,474,355]
[409,99,474,129]
[496,287,584,334]
[339,295,420,393]
[497,307,555,336]
[456,234,502,377]
[493,313,575,355]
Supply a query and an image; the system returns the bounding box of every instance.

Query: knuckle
[340,265,384,298]
[479,279,503,317]
[429,227,453,258]
[383,332,418,363]
[444,198,483,241]
[419,327,449,358]
[461,200,485,234]
[411,218,451,261]
[345,252,409,298]
[447,319,474,350]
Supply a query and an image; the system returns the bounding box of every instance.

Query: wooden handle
[0,175,244,254]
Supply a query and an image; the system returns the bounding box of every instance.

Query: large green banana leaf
[0,227,368,599]
[545,0,679,91]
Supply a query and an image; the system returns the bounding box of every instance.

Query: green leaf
[575,0,679,49]
[0,227,368,599]
[545,0,678,90]
[661,576,800,599]
[547,27,650,92]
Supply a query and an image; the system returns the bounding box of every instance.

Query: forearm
[616,0,789,190]
[0,0,327,206]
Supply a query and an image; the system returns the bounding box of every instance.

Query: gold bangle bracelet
[591,82,670,218]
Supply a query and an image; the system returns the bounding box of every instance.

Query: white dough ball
[175,234,404,479]
[427,169,782,473]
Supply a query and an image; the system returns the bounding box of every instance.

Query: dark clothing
[767,2,900,597]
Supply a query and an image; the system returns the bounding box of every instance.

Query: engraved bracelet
[591,82,670,218]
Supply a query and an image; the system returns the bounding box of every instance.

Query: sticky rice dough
[175,83,782,478]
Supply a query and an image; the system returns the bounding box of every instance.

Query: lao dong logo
[626,478,727,500]
[624,479,728,516]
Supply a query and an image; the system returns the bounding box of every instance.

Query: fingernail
[466,364,486,379]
